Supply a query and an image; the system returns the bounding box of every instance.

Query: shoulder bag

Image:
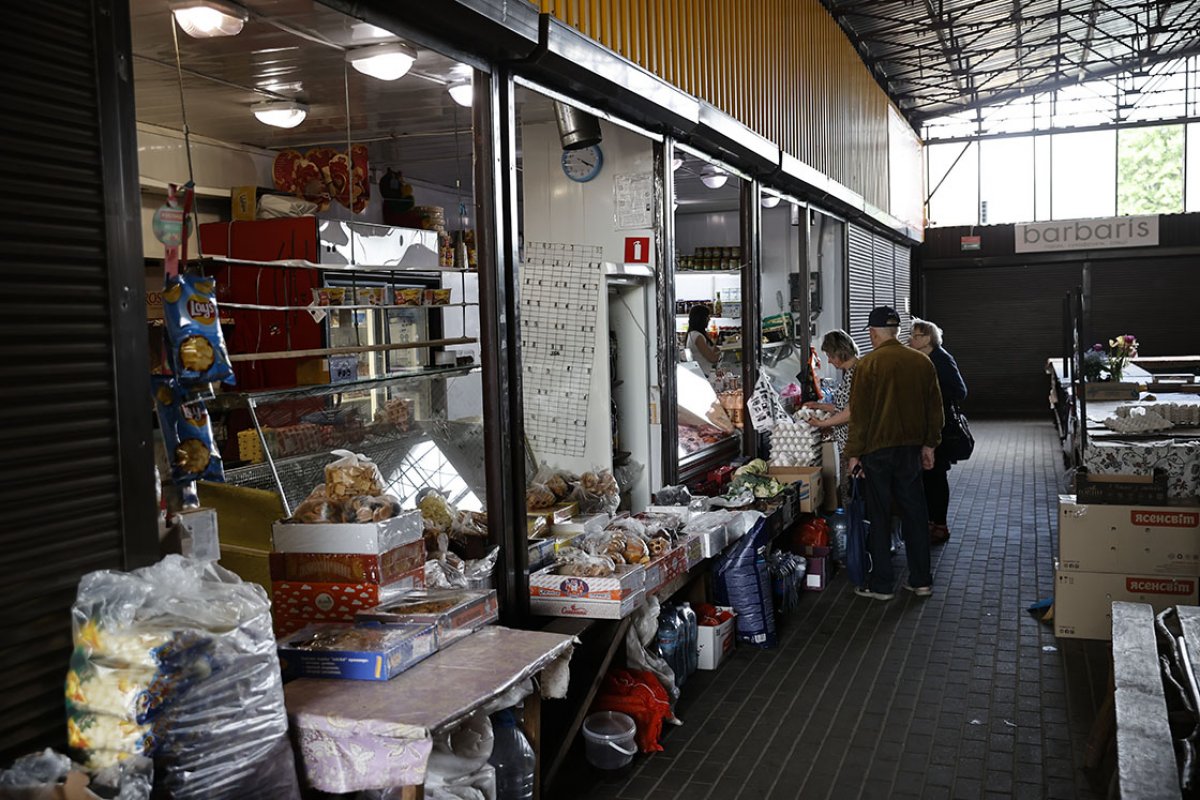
[941,403,975,462]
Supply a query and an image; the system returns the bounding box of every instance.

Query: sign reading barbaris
[1015,215,1158,253]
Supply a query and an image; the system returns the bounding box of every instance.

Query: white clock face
[561,145,604,183]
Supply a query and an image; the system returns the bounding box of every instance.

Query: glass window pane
[1053,82,1116,128]
[926,141,979,227]
[1034,135,1051,220]
[1052,131,1116,219]
[1188,123,1200,212]
[979,137,1034,224]
[980,98,1033,135]
[1118,125,1184,215]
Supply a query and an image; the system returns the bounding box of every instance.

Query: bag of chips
[153,376,224,484]
[162,274,235,386]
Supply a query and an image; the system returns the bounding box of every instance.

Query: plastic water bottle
[830,508,849,562]
[657,614,681,686]
[489,709,535,800]
[680,602,699,676]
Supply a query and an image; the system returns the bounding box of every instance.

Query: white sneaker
[854,587,895,601]
[902,583,933,598]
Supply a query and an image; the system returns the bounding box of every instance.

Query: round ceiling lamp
[761,193,782,208]
[252,101,308,129]
[170,0,248,38]
[700,165,729,190]
[346,42,418,81]
[447,80,473,107]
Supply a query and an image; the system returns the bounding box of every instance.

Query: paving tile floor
[573,420,1111,800]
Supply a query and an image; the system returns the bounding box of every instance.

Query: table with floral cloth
[1082,437,1200,501]
[284,626,575,793]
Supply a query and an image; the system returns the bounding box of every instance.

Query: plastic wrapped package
[69,555,300,799]
[654,485,692,506]
[571,470,620,515]
[530,464,577,505]
[426,547,500,589]
[425,711,494,787]
[552,546,616,578]
[324,450,386,500]
[713,519,776,648]
[0,749,152,800]
[153,376,224,485]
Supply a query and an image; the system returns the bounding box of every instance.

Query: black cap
[865,306,901,328]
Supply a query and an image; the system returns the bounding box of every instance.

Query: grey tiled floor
[574,420,1109,800]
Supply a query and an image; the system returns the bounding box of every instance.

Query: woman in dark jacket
[910,318,967,544]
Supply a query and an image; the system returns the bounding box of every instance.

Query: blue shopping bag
[846,476,870,588]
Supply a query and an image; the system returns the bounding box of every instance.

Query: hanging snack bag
[154,376,224,484]
[162,273,235,386]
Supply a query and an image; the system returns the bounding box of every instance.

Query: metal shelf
[211,364,480,406]
[199,254,474,274]
[676,269,743,276]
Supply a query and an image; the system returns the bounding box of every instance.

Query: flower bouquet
[1082,335,1139,382]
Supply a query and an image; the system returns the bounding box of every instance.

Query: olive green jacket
[844,338,944,458]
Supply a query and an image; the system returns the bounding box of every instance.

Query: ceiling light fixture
[346,42,418,81]
[700,165,729,190]
[170,0,248,38]
[447,80,473,107]
[761,193,782,209]
[671,156,683,171]
[252,101,308,129]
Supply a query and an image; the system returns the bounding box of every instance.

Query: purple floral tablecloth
[284,626,574,793]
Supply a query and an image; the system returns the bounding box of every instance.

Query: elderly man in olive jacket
[845,306,944,600]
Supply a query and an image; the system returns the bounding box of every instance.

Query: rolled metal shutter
[893,243,912,333]
[1089,258,1200,357]
[847,224,874,354]
[0,0,155,760]
[923,263,1081,414]
[871,232,896,325]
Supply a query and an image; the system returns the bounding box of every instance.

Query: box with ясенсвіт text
[1053,560,1200,641]
[1057,496,1200,576]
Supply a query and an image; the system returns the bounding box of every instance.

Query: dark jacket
[845,338,944,458]
[928,346,967,416]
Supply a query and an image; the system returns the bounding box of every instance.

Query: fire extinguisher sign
[624,237,651,264]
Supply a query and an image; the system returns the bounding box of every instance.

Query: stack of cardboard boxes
[1055,496,1200,640]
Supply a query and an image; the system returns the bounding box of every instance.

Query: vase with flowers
[1106,334,1138,382]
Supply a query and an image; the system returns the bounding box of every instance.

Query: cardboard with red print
[271,568,424,622]
[528,563,645,601]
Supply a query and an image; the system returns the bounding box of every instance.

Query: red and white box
[530,590,644,620]
[1058,496,1200,576]
[268,539,425,584]
[1054,559,1200,640]
[528,563,645,601]
[697,606,737,670]
[272,568,424,623]
[272,510,422,555]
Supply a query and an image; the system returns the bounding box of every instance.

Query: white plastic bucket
[582,711,637,770]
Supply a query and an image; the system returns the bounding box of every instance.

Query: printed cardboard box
[529,590,644,620]
[278,622,437,681]
[528,563,645,601]
[697,606,737,670]
[272,569,424,622]
[1054,561,1200,640]
[1058,495,1200,576]
[272,510,422,555]
[683,533,705,570]
[769,466,824,513]
[268,539,425,584]
[358,589,499,644]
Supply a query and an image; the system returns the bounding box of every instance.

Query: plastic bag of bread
[419,489,457,531]
[554,546,616,578]
[571,469,620,515]
[346,494,402,523]
[324,449,385,501]
[531,464,579,503]
[290,496,342,524]
[604,518,651,564]
[525,481,556,510]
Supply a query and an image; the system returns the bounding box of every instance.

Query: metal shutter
[1089,258,1200,357]
[0,0,155,760]
[847,224,874,354]
[893,243,912,334]
[923,263,1082,414]
[872,232,896,322]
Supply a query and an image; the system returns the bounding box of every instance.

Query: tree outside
[1117,125,1185,215]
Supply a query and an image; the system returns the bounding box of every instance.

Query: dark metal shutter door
[872,232,895,311]
[1090,258,1200,357]
[848,224,874,354]
[924,263,1081,414]
[894,244,912,333]
[0,0,155,760]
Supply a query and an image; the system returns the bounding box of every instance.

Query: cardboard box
[1058,496,1200,575]
[357,588,499,644]
[278,622,438,681]
[644,546,687,594]
[1084,382,1140,401]
[689,525,729,558]
[804,556,829,591]
[528,538,556,572]
[530,590,644,619]
[1075,468,1169,506]
[1054,562,1199,640]
[683,533,705,569]
[821,441,841,511]
[768,466,824,512]
[268,539,425,584]
[272,511,422,555]
[272,569,424,622]
[528,563,645,601]
[697,606,736,670]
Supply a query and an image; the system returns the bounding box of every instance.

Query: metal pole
[656,139,679,485]
[247,398,291,518]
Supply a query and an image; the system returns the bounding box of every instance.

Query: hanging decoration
[272,145,370,213]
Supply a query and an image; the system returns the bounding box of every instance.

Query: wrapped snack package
[69,555,300,799]
[153,376,224,485]
[554,546,616,578]
[525,482,556,510]
[161,274,235,386]
[530,464,578,503]
[571,469,620,515]
[324,450,385,501]
[289,494,343,524]
[419,490,457,532]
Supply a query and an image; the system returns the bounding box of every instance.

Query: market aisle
[575,419,1108,800]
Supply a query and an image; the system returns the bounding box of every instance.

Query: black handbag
[941,403,975,462]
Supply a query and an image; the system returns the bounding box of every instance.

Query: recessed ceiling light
[447,80,473,107]
[346,42,418,81]
[761,193,782,208]
[252,101,308,128]
[169,0,248,38]
[700,165,729,190]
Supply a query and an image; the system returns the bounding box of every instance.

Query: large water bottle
[489,709,535,800]
[830,508,849,563]
[656,614,681,686]
[680,602,699,676]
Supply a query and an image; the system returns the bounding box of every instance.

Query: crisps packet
[153,376,224,484]
[162,273,235,386]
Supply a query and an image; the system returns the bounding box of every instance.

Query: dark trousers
[861,445,933,592]
[922,459,951,525]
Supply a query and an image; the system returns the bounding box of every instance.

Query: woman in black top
[909,318,967,544]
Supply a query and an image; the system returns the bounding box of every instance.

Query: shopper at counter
[686,305,721,377]
[803,329,859,504]
[845,306,944,601]
[909,317,968,545]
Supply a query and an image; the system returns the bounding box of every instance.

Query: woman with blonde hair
[909,317,967,544]
[803,329,859,505]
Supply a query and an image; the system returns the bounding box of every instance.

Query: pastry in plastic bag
[525,483,556,510]
[324,449,385,500]
[291,496,343,524]
[347,494,401,523]
[153,376,224,485]
[161,273,235,386]
[419,490,456,530]
[554,546,616,577]
[572,469,620,514]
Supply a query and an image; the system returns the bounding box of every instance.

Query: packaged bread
[324,450,385,500]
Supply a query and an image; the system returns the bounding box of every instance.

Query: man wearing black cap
[845,306,944,600]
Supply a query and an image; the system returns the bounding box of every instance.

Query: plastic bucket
[582,711,637,770]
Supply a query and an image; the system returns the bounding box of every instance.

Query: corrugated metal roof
[821,0,1200,126]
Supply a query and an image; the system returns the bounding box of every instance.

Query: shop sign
[1014,215,1158,253]
[960,235,981,251]
[624,236,651,264]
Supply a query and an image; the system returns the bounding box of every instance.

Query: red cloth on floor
[590,668,673,753]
